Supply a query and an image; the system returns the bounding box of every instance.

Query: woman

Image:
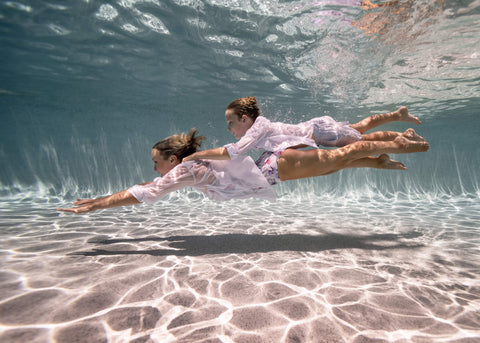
[58,128,428,213]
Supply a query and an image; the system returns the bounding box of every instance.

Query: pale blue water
[1,1,479,342]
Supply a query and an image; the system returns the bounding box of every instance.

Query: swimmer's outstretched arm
[182,147,230,162]
[57,190,140,214]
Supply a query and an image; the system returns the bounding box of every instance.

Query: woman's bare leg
[362,128,426,142]
[278,136,428,180]
[350,107,421,134]
[320,154,407,175]
[347,154,406,170]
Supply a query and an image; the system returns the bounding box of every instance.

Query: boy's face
[225,109,253,139]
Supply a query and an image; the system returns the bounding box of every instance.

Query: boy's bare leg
[362,131,400,142]
[402,128,426,142]
[278,136,428,181]
[350,107,421,134]
[362,128,426,142]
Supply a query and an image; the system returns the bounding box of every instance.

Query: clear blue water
[1,1,479,342]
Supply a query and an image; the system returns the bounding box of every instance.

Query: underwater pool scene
[1,0,479,342]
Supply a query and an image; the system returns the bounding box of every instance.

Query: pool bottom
[0,195,479,342]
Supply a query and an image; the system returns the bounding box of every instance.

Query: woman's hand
[57,199,98,213]
[57,191,140,214]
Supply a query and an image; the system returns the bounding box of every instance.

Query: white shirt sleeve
[128,162,212,204]
[223,117,271,159]
[128,159,276,203]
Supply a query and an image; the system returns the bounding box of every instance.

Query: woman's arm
[58,163,213,214]
[182,147,230,162]
[57,190,140,214]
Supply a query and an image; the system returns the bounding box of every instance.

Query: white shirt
[224,116,317,159]
[128,156,275,203]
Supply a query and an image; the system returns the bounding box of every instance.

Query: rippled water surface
[1,0,479,342]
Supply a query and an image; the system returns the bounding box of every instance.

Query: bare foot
[361,0,380,9]
[394,136,430,152]
[396,106,422,125]
[378,154,407,170]
[402,128,426,142]
[361,0,398,9]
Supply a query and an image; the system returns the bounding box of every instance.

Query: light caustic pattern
[0,194,479,342]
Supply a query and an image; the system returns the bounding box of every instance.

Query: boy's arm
[182,147,230,162]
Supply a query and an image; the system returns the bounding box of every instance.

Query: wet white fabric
[224,116,317,159]
[224,116,361,159]
[309,116,362,147]
[128,156,276,203]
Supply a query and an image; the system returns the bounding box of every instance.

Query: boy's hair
[226,96,261,121]
[153,128,205,160]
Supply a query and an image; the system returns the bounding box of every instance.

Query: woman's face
[225,109,253,139]
[151,149,177,176]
